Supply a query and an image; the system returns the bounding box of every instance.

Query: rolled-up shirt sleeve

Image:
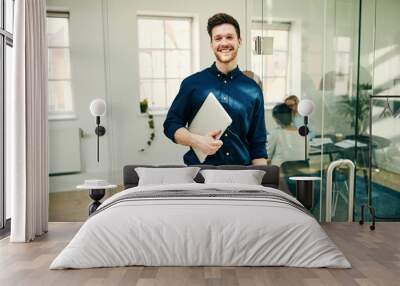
[247,89,267,159]
[163,79,191,143]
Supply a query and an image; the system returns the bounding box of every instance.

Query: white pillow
[135,167,200,186]
[200,169,266,185]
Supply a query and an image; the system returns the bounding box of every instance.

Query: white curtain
[9,0,49,242]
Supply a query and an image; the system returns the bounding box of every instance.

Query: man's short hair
[272,103,292,127]
[207,13,241,40]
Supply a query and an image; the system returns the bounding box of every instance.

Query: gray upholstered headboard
[123,164,280,189]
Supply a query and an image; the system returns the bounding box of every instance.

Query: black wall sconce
[297,99,315,161]
[89,99,106,162]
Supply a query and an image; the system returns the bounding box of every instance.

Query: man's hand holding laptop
[174,93,232,163]
[191,129,223,156]
[174,128,223,156]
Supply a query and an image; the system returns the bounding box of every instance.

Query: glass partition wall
[255,0,400,222]
[252,0,359,221]
[356,0,400,222]
[322,0,400,222]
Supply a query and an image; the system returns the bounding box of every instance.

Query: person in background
[267,103,306,166]
[284,95,316,138]
[242,70,262,89]
[284,95,302,129]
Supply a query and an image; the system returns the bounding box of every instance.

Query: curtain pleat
[10,0,49,242]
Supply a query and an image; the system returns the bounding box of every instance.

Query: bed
[50,164,350,269]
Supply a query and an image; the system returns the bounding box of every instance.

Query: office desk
[309,135,390,166]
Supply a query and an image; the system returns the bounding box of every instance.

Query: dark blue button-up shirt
[163,63,267,165]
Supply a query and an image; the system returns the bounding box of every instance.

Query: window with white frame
[137,15,193,110]
[47,11,75,119]
[251,21,291,104]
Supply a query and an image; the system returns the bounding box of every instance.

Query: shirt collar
[210,62,241,79]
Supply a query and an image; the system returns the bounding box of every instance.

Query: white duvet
[50,183,351,269]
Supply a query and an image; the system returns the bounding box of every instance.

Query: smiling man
[163,13,267,166]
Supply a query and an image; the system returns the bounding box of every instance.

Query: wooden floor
[49,189,120,222]
[0,222,399,286]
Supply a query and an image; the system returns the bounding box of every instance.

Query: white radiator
[49,127,81,175]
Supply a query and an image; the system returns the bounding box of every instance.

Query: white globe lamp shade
[298,99,315,116]
[90,99,106,117]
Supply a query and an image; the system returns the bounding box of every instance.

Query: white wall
[47,0,111,191]
[373,0,400,90]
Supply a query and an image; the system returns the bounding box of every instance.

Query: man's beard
[214,47,238,64]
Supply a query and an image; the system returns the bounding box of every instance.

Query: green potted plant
[140,98,149,114]
[139,99,155,152]
[340,83,372,135]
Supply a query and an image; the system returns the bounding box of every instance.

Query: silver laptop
[188,92,232,163]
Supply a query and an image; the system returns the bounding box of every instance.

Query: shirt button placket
[222,76,228,103]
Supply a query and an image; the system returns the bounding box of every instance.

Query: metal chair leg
[359,204,365,225]
[370,206,376,230]
[359,204,376,230]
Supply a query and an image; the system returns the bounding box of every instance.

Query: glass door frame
[0,0,14,231]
